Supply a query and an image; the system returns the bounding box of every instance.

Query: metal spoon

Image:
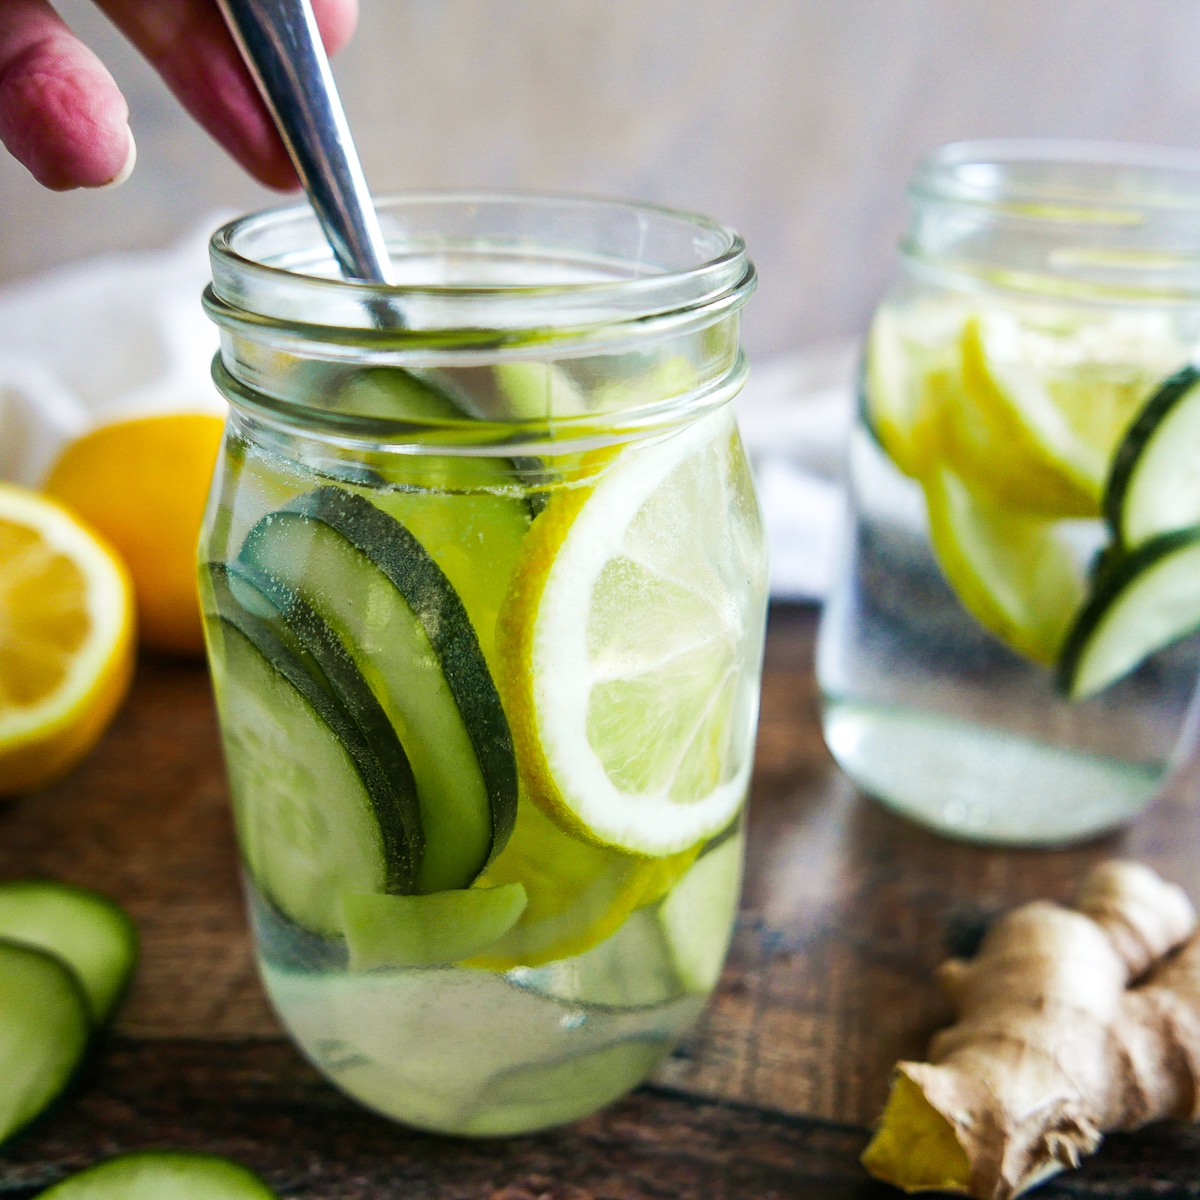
[215,0,394,286]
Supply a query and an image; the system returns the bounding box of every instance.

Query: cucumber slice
[207,571,417,933]
[1058,526,1200,700]
[0,881,137,1025]
[240,488,517,891]
[38,1151,277,1198]
[0,938,90,1146]
[333,366,469,423]
[220,561,424,868]
[1106,364,1200,548]
[341,883,527,969]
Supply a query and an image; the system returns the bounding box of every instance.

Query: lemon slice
[953,309,1181,517]
[498,410,767,856]
[467,797,696,969]
[922,462,1084,665]
[865,302,963,477]
[0,484,134,793]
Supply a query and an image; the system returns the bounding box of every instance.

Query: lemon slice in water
[468,798,696,969]
[865,301,964,478]
[498,410,767,857]
[953,309,1181,516]
[922,462,1085,665]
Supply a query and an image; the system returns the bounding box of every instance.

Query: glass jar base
[258,956,705,1137]
[823,698,1163,846]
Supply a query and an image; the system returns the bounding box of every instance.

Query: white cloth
[0,219,227,487]
[0,223,855,601]
[734,342,856,602]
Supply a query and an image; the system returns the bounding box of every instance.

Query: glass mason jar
[818,141,1200,846]
[198,194,765,1135]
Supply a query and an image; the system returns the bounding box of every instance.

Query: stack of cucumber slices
[0,879,277,1197]
[1061,364,1200,699]
[207,485,521,955]
[0,880,136,1146]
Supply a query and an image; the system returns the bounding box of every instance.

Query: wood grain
[3,1042,1200,1199]
[3,604,1200,1196]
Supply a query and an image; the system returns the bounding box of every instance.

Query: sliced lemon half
[0,484,134,793]
[498,410,767,857]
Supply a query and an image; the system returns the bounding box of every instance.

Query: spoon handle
[216,0,394,284]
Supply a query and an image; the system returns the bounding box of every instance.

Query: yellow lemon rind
[0,485,134,794]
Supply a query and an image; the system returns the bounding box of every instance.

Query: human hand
[0,0,357,190]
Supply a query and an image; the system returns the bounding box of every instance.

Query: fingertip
[0,32,132,190]
[94,125,135,189]
[312,0,359,57]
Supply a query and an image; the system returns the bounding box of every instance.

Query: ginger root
[862,860,1200,1199]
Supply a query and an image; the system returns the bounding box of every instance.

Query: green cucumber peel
[1105,363,1200,544]
[1057,524,1200,700]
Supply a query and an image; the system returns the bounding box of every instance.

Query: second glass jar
[819,140,1200,845]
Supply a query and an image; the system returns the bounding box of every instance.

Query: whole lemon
[44,414,224,655]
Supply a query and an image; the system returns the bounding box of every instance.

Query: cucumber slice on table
[240,487,518,893]
[39,1151,277,1198]
[1058,526,1200,700]
[207,568,419,934]
[1106,364,1200,548]
[0,881,136,1025]
[0,938,90,1146]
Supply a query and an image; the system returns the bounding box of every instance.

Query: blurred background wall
[4,0,1200,357]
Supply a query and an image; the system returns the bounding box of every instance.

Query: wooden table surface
[3,604,1200,1199]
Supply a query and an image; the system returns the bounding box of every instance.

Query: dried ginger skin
[1116,936,1200,1124]
[861,861,1200,1200]
[1076,860,1196,977]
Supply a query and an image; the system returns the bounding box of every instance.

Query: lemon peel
[0,484,134,793]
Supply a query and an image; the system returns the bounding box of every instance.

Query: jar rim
[910,138,1200,216]
[207,189,754,347]
[901,139,1200,305]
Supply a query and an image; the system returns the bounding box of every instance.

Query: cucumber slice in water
[0,881,137,1025]
[240,488,517,891]
[341,883,527,970]
[220,561,424,868]
[1106,364,1200,548]
[39,1151,277,1199]
[207,571,417,933]
[1058,526,1200,700]
[0,937,90,1146]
